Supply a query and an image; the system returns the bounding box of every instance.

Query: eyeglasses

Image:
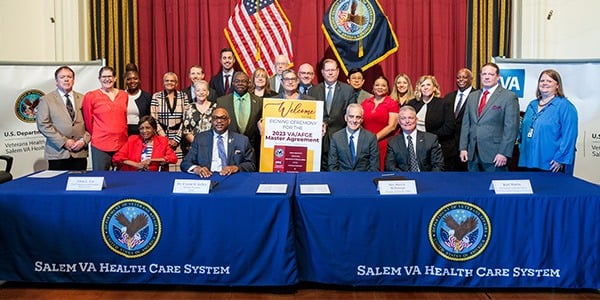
[282,77,298,82]
[232,79,248,84]
[100,75,114,79]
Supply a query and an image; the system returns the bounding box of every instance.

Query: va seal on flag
[428,201,491,261]
[327,0,376,41]
[15,89,44,123]
[102,199,161,259]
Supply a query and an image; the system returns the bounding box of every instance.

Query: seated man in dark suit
[385,106,444,172]
[181,108,255,177]
[328,103,379,171]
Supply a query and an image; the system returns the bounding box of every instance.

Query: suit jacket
[407,97,456,158]
[216,92,263,155]
[328,127,379,171]
[384,131,444,171]
[209,71,233,98]
[112,135,178,171]
[308,81,355,138]
[269,75,284,94]
[182,85,217,103]
[459,86,520,163]
[443,88,478,145]
[180,130,255,172]
[355,89,373,104]
[36,90,90,160]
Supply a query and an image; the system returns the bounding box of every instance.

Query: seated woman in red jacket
[113,115,178,171]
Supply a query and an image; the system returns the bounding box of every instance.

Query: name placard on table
[66,177,106,191]
[173,179,212,194]
[490,179,533,194]
[256,184,288,194]
[378,180,417,195]
[300,184,331,195]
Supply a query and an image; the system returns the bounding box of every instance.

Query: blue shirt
[518,96,578,170]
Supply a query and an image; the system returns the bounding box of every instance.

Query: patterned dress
[151,90,189,171]
[182,101,217,155]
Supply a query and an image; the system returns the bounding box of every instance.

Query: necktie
[478,90,489,116]
[454,93,464,117]
[407,135,419,172]
[237,97,247,133]
[224,74,230,93]
[65,94,75,121]
[349,134,356,163]
[217,135,227,169]
[326,85,333,113]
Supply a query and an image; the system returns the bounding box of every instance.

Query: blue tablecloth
[0,171,298,286]
[294,171,600,288]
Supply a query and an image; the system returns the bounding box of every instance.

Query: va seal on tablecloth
[102,199,161,258]
[15,89,44,123]
[327,0,376,41]
[428,201,491,261]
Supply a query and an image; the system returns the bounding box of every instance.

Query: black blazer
[384,131,444,172]
[443,89,478,146]
[209,71,233,98]
[127,90,153,135]
[407,97,457,158]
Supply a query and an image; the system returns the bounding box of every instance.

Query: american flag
[225,0,293,77]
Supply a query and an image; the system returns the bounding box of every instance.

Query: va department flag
[322,0,398,74]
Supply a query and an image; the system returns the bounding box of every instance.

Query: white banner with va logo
[0,60,104,178]
[494,57,600,184]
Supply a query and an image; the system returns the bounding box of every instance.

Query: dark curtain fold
[467,0,512,87]
[102,0,470,96]
[89,0,138,89]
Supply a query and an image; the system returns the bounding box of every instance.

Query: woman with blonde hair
[407,75,456,170]
[389,73,414,106]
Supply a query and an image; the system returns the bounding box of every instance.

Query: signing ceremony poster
[259,99,324,172]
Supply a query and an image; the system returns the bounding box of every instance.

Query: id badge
[527,127,534,138]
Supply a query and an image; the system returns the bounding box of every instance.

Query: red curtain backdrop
[138,0,467,96]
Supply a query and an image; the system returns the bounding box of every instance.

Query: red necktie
[478,90,489,116]
[224,74,230,93]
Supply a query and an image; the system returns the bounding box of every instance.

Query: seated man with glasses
[180,107,255,177]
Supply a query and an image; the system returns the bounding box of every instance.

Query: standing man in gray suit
[216,71,263,160]
[459,62,520,172]
[328,103,379,171]
[36,66,90,170]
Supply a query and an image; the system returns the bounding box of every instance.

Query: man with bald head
[181,107,255,177]
[298,63,315,95]
[443,68,476,171]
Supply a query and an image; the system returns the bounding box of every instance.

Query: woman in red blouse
[113,116,178,171]
[361,76,400,171]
